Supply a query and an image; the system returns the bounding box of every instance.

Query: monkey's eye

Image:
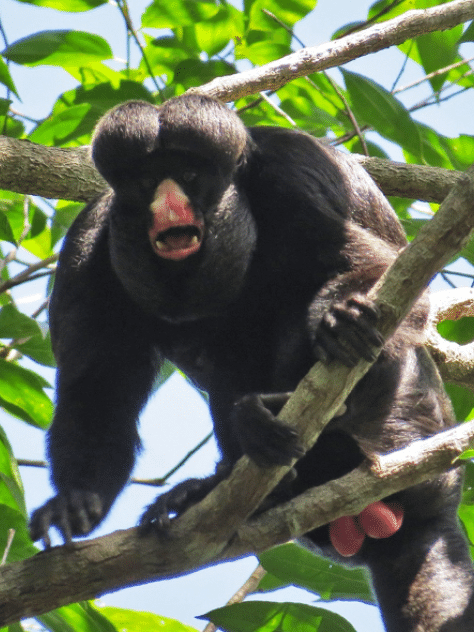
[182,170,197,183]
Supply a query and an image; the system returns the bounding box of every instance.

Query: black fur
[30,95,474,631]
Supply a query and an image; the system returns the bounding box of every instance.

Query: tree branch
[0,135,464,205]
[1,419,473,626]
[192,0,474,101]
[1,162,474,626]
[427,288,474,391]
[0,138,103,202]
[1,1,473,204]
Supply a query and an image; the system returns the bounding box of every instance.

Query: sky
[1,0,474,631]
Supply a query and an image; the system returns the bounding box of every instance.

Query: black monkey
[30,95,474,631]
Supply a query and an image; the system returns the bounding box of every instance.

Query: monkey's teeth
[155,239,165,249]
[190,235,199,246]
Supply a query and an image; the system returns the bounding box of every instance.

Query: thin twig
[202,564,267,632]
[0,254,58,295]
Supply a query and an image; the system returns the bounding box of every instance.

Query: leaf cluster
[0,0,474,631]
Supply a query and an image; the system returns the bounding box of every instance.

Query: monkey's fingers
[231,394,305,467]
[29,491,103,547]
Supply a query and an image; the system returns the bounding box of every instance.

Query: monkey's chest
[159,323,277,396]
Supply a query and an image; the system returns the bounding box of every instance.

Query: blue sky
[1,0,473,630]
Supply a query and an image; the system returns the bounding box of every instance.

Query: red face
[148,179,204,261]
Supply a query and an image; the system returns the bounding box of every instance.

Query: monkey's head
[91,95,257,322]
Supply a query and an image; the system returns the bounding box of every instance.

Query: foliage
[0,0,474,630]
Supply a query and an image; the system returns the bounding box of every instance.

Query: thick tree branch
[1,420,473,626]
[1,163,474,626]
[0,138,104,202]
[355,156,461,203]
[192,0,474,101]
[231,420,474,554]
[1,1,472,204]
[0,136,464,205]
[427,288,474,390]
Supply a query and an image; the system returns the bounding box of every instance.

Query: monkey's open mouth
[149,178,204,261]
[154,225,203,260]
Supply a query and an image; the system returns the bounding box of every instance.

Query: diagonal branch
[0,162,473,627]
[0,135,464,204]
[193,0,474,101]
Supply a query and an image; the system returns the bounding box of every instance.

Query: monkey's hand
[230,393,305,467]
[312,293,384,367]
[29,490,104,547]
[139,467,230,533]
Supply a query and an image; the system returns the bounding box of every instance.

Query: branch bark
[1,2,472,204]
[427,288,474,391]
[0,138,103,202]
[1,163,474,626]
[0,136,465,205]
[192,0,474,101]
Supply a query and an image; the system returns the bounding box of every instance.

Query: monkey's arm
[30,196,160,546]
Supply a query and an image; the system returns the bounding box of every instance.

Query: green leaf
[0,504,38,561]
[189,6,244,57]
[239,41,290,65]
[203,601,357,632]
[51,200,82,246]
[460,21,474,43]
[0,358,52,428]
[416,27,463,92]
[444,384,474,422]
[39,602,119,632]
[443,134,474,171]
[29,103,93,146]
[98,605,199,632]
[0,303,44,339]
[437,317,474,346]
[154,359,177,390]
[15,0,107,10]
[259,543,374,603]
[143,0,220,29]
[403,123,452,169]
[247,0,317,31]
[0,195,17,245]
[0,424,26,513]
[15,331,56,368]
[342,69,422,159]
[30,81,154,146]
[0,58,19,97]
[459,502,474,546]
[172,59,235,91]
[0,191,48,244]
[3,31,112,67]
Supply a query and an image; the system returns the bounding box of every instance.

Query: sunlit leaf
[247,0,316,31]
[190,6,243,56]
[38,602,119,632]
[444,384,474,422]
[437,317,474,346]
[259,543,374,603]
[203,601,357,632]
[0,58,19,97]
[3,31,112,67]
[98,605,199,632]
[0,504,37,561]
[0,358,52,428]
[143,0,220,29]
[29,103,92,145]
[15,0,107,10]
